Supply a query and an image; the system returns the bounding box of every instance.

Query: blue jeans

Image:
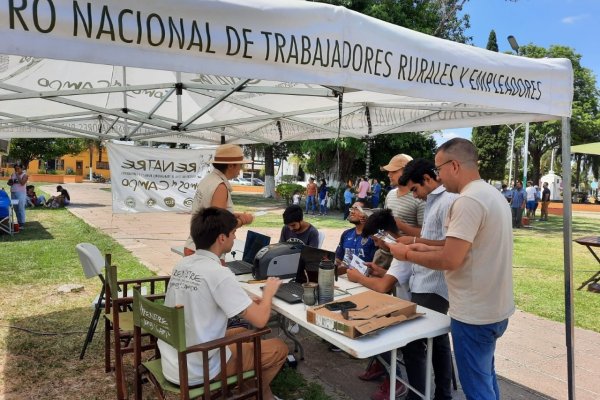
[305,195,316,213]
[451,318,509,400]
[11,191,27,225]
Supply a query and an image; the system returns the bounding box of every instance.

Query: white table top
[239,274,451,359]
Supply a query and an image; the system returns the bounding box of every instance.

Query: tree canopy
[9,138,88,169]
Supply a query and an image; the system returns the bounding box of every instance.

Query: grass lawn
[1,188,599,399]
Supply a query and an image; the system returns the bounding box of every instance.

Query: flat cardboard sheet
[306,291,423,338]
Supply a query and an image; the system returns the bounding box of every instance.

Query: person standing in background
[343,183,354,220]
[318,179,329,215]
[510,181,526,228]
[7,163,28,228]
[371,178,382,208]
[540,182,551,221]
[183,144,254,256]
[305,177,317,215]
[357,176,370,204]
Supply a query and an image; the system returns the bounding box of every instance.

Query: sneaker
[358,360,386,381]
[370,377,408,400]
[328,344,342,352]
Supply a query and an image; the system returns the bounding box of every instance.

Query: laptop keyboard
[274,282,304,303]
[227,260,253,275]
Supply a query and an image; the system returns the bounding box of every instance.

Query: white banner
[107,143,214,213]
[0,0,573,117]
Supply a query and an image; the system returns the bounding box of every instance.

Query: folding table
[574,236,600,290]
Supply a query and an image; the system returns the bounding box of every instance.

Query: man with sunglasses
[388,139,514,400]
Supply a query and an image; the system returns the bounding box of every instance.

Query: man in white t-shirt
[159,207,287,400]
[389,138,514,400]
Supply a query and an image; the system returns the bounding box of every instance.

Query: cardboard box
[306,291,423,338]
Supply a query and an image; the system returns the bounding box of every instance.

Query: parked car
[251,178,265,186]
[229,177,252,185]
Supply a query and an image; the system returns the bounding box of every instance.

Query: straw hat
[213,144,252,164]
[380,154,413,172]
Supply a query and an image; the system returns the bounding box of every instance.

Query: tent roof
[0,0,573,144]
[571,142,600,156]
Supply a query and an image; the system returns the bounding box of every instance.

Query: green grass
[0,185,328,399]
[511,215,600,331]
[2,186,600,398]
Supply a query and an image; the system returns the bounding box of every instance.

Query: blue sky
[433,0,599,145]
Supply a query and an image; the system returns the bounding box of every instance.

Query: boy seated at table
[279,204,319,247]
[158,207,288,400]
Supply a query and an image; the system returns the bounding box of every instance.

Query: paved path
[61,183,600,400]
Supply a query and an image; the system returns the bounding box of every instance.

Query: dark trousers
[511,207,523,228]
[404,293,452,400]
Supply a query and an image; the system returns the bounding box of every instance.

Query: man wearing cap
[184,144,255,256]
[379,154,425,302]
[7,163,28,228]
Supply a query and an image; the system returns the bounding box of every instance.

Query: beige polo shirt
[444,179,515,325]
[184,169,234,252]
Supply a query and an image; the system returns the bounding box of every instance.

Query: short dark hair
[283,205,303,224]
[212,163,228,173]
[190,207,238,250]
[56,185,63,191]
[26,185,34,190]
[362,208,400,237]
[399,159,436,186]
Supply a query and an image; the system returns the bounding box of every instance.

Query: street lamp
[507,35,520,54]
[507,35,530,186]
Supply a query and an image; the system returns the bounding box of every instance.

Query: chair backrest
[133,287,187,352]
[76,243,105,278]
[317,230,326,248]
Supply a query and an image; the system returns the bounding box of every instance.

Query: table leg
[280,315,304,360]
[425,337,433,399]
[389,348,397,400]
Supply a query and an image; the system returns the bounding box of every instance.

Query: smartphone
[373,230,397,244]
[324,301,357,311]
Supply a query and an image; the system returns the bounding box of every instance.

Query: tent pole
[561,116,575,400]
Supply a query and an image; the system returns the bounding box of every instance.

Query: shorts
[526,200,536,210]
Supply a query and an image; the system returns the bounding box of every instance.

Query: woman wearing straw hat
[183,144,254,256]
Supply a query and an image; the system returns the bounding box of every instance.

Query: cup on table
[302,282,318,306]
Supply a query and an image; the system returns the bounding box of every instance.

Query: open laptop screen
[295,246,335,284]
[242,231,271,263]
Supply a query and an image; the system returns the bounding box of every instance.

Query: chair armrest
[185,327,271,355]
[117,275,170,285]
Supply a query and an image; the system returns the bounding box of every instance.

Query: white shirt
[158,250,252,385]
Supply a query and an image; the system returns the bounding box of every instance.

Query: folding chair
[0,190,14,235]
[76,243,110,359]
[104,263,171,400]
[132,287,269,400]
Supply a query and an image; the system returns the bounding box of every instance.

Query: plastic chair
[132,287,269,400]
[317,230,326,248]
[0,189,13,235]
[76,243,109,359]
[104,263,171,399]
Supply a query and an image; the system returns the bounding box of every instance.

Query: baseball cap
[380,154,413,172]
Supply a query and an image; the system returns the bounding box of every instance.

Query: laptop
[273,246,336,304]
[226,231,271,275]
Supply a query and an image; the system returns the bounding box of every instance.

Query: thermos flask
[318,258,335,304]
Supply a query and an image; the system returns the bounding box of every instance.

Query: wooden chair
[104,263,170,400]
[132,287,269,400]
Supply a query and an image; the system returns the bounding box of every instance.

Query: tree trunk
[263,145,275,198]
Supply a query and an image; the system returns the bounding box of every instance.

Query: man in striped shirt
[397,158,457,400]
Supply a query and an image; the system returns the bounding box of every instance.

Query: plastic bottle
[318,258,335,304]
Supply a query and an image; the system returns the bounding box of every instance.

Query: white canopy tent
[0,0,577,397]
